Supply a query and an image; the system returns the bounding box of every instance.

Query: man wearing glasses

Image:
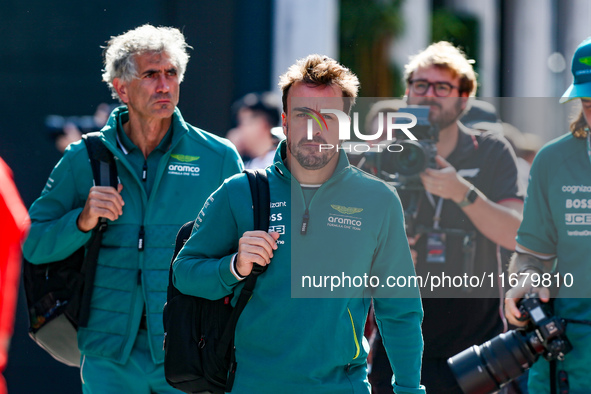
[369,42,524,393]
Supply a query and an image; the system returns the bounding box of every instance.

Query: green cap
[561,36,591,103]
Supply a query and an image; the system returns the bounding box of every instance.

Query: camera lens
[381,140,427,176]
[447,330,538,394]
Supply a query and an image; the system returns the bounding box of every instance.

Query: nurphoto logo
[301,107,419,152]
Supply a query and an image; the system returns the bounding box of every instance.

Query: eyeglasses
[409,79,459,97]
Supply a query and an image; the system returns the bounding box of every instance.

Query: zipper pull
[300,209,310,235]
[142,161,147,182]
[138,225,145,251]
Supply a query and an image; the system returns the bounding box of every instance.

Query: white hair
[102,24,191,100]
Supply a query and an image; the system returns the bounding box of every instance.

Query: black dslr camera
[345,105,440,235]
[346,106,439,190]
[377,106,439,190]
[447,294,572,394]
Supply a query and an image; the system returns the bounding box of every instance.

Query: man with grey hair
[24,24,243,393]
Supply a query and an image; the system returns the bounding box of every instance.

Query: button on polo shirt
[116,112,173,197]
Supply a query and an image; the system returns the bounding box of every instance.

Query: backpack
[23,132,118,367]
[163,169,270,394]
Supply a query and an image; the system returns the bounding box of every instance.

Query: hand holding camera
[504,269,552,327]
[447,293,572,394]
[419,155,473,202]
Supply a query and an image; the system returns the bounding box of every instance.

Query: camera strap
[564,318,591,325]
[425,191,444,229]
[550,360,570,394]
[424,192,448,264]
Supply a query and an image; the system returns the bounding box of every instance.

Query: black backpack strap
[77,132,118,327]
[245,169,270,274]
[167,220,195,302]
[221,169,270,390]
[84,132,119,188]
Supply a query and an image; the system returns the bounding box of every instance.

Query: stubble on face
[412,97,464,130]
[283,83,345,177]
[405,66,467,130]
[286,125,337,170]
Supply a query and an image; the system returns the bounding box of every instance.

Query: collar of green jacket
[100,105,189,150]
[272,140,352,182]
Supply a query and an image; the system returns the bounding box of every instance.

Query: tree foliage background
[340,0,404,97]
[340,0,480,97]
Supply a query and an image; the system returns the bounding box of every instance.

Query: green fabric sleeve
[23,143,93,263]
[516,146,558,255]
[221,143,244,180]
[371,187,425,393]
[173,181,243,299]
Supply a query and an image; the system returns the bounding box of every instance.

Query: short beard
[417,97,463,130]
[286,127,337,170]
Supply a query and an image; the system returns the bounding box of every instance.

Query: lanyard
[425,191,444,230]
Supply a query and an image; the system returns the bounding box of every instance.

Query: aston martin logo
[171,154,200,162]
[579,56,591,66]
[331,205,363,215]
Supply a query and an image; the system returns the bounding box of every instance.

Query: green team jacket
[23,106,243,364]
[173,141,425,394]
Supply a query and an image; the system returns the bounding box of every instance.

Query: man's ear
[112,78,128,104]
[282,112,288,137]
[460,93,470,111]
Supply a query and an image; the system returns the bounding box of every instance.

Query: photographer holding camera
[504,36,591,394]
[370,42,524,393]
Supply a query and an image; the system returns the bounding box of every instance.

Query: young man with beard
[173,54,425,394]
[369,42,524,394]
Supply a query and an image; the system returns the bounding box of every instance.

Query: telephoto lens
[447,330,538,393]
[447,294,572,394]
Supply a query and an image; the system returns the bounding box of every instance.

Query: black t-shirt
[400,124,524,358]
